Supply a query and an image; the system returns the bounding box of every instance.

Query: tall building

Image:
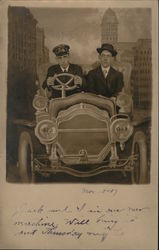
[119,49,134,66]
[101,8,118,45]
[116,42,136,64]
[131,39,152,110]
[101,9,135,66]
[101,9,152,111]
[8,7,37,119]
[101,9,135,94]
[8,7,37,77]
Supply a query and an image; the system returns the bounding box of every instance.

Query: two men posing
[43,43,124,99]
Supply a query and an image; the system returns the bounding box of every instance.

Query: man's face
[99,50,113,68]
[56,54,70,69]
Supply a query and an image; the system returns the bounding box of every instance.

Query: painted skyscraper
[101,8,152,110]
[101,8,118,45]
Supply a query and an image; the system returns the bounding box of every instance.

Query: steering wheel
[49,73,80,98]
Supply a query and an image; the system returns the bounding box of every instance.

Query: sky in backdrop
[30,8,151,64]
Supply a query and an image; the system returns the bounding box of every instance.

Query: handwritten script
[11,188,150,243]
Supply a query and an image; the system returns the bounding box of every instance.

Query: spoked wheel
[18,131,35,183]
[131,131,148,184]
[49,73,82,97]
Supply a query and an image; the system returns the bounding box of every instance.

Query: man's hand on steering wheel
[74,75,82,87]
[47,74,57,86]
[47,73,82,88]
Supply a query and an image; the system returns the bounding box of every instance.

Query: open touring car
[14,63,150,183]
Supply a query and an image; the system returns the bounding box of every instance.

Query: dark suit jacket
[43,63,84,98]
[85,66,124,98]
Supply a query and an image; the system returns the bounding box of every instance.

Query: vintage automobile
[15,63,150,184]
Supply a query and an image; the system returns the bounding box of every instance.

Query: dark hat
[53,44,70,56]
[97,43,117,57]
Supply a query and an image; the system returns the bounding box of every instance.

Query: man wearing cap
[42,44,84,98]
[85,43,124,98]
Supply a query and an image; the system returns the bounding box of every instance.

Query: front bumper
[33,154,137,178]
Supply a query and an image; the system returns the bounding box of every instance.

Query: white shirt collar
[101,65,110,73]
[60,65,70,72]
[101,65,110,78]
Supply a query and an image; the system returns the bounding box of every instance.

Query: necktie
[103,69,107,78]
[62,70,68,84]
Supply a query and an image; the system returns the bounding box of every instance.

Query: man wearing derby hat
[85,43,124,98]
[43,44,84,98]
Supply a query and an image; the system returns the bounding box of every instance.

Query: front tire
[18,131,35,183]
[131,131,148,184]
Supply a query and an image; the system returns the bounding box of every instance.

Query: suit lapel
[57,64,63,74]
[97,66,114,82]
[96,66,106,84]
[105,67,115,88]
[68,64,73,73]
[106,66,114,81]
